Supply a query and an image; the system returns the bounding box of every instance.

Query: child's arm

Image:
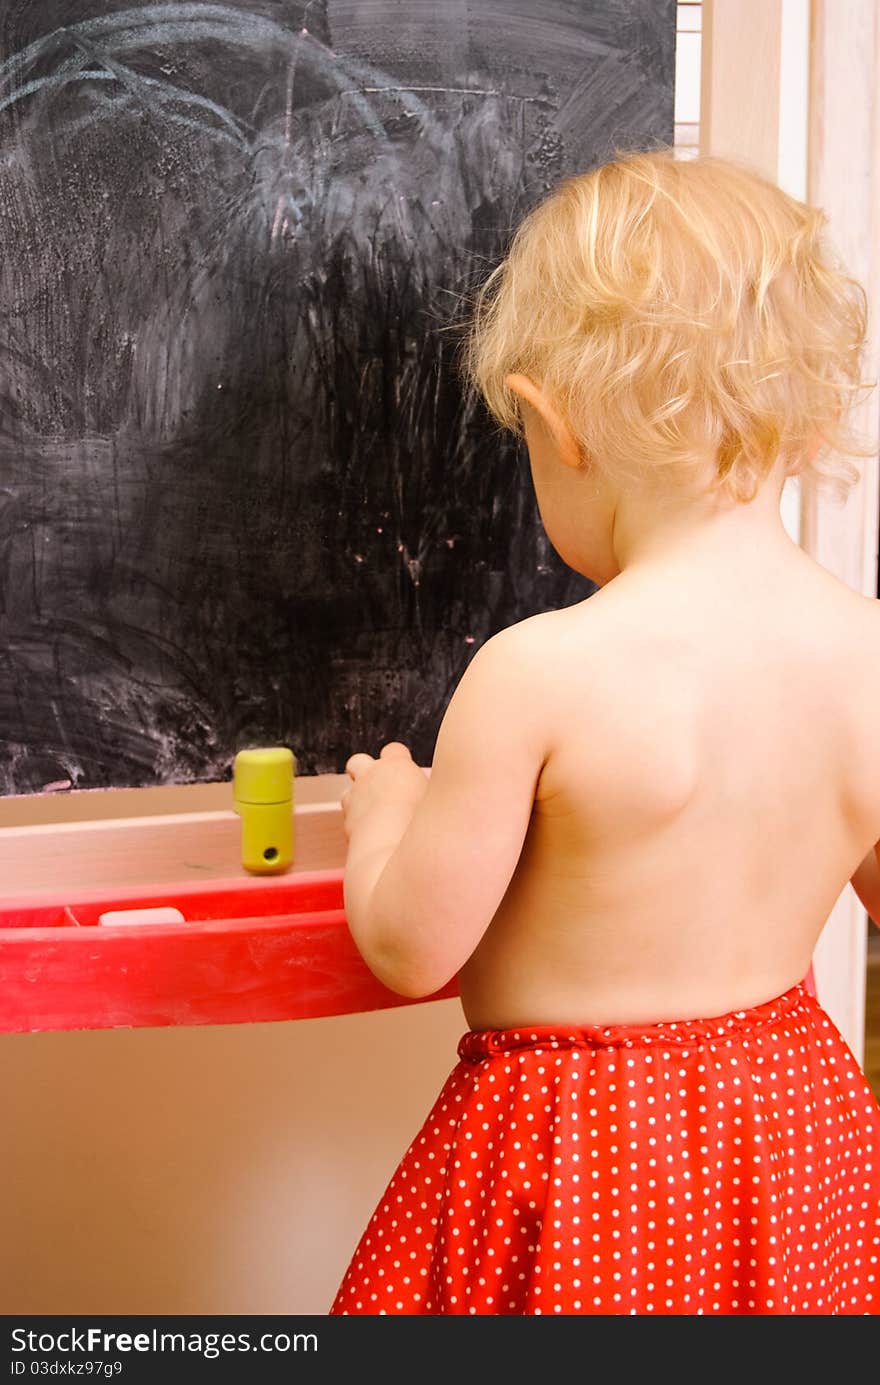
[342,621,549,997]
[850,844,880,927]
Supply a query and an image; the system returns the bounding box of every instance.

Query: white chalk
[98,906,186,927]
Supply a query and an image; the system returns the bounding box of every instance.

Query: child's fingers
[344,743,413,782]
[345,752,375,779]
[379,741,413,760]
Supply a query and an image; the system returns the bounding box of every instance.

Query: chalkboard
[0,1,675,795]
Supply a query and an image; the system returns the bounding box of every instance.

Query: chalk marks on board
[0,1,674,793]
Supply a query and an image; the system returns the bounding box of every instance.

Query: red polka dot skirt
[330,983,880,1315]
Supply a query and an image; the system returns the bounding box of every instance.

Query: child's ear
[504,373,583,470]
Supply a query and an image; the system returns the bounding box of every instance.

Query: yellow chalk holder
[232,746,295,874]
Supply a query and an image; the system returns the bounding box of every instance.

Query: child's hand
[341,741,429,841]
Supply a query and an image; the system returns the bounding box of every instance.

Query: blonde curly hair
[463,145,876,504]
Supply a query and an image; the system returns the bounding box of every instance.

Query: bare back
[458,549,880,1029]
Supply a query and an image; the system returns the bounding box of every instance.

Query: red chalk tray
[0,869,458,1034]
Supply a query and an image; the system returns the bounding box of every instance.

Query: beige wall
[1,998,465,1314]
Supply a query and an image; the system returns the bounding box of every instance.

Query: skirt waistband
[456,982,813,1062]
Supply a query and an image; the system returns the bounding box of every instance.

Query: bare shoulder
[802,580,880,846]
[846,587,880,733]
[467,605,609,748]
[845,594,880,908]
[479,598,637,736]
[798,555,880,638]
[823,583,880,675]
[453,609,579,712]
[853,589,880,639]
[480,600,609,672]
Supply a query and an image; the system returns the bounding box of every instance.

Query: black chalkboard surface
[0,1,674,796]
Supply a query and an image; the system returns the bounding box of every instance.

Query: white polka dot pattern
[330,984,880,1315]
